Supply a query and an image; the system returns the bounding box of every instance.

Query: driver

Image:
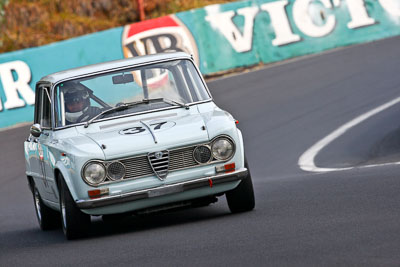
[62,82,101,125]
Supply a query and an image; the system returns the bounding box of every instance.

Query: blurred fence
[1,0,400,129]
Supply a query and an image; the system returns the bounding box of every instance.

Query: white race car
[24,52,255,239]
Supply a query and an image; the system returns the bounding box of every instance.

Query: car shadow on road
[0,228,66,251]
[86,204,232,239]
[1,204,239,247]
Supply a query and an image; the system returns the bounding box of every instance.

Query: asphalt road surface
[1,36,400,266]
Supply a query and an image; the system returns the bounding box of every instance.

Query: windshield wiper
[143,98,190,110]
[84,101,143,128]
[84,98,189,128]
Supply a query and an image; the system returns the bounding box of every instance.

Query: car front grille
[119,146,199,180]
[148,151,169,180]
[121,156,153,179]
[169,147,198,170]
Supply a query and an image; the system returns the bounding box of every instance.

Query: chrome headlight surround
[81,161,107,186]
[211,136,235,161]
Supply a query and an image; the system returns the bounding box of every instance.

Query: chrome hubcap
[61,195,67,229]
[34,189,42,221]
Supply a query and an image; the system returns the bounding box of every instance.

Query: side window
[38,87,52,128]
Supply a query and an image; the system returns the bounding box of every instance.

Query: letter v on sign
[205,6,259,53]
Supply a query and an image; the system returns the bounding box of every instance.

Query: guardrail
[1,0,399,129]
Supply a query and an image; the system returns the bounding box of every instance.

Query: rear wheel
[59,175,91,240]
[226,158,255,213]
[33,185,60,230]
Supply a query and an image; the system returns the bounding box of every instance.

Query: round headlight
[211,137,234,161]
[107,161,126,181]
[83,162,106,185]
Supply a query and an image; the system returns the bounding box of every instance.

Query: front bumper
[76,168,248,209]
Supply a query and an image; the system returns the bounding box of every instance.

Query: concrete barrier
[1,0,400,129]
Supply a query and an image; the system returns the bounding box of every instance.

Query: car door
[25,134,41,187]
[35,84,58,202]
[26,85,45,197]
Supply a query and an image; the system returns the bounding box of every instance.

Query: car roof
[39,52,192,84]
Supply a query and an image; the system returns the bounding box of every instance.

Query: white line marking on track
[298,96,400,172]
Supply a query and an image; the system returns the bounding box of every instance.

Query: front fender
[203,107,245,169]
[51,129,106,202]
[236,128,245,169]
[55,161,77,201]
[55,159,93,203]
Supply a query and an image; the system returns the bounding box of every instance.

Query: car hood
[77,111,209,160]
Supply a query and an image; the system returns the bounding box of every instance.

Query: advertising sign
[1,0,400,129]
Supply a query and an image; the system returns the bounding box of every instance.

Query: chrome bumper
[76,168,248,209]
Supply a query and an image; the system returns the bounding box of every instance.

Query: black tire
[226,158,255,213]
[59,175,91,240]
[33,185,60,230]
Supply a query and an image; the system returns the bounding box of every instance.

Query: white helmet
[62,82,90,123]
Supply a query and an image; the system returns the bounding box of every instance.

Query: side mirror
[30,124,42,138]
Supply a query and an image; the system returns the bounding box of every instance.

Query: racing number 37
[121,122,169,135]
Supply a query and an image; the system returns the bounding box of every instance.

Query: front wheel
[226,158,255,213]
[33,185,60,230]
[59,175,91,240]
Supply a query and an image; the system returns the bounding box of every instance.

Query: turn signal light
[215,163,236,173]
[88,188,109,199]
[224,163,236,172]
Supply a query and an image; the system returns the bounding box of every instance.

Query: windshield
[54,59,210,127]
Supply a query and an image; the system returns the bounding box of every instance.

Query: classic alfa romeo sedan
[24,52,255,239]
